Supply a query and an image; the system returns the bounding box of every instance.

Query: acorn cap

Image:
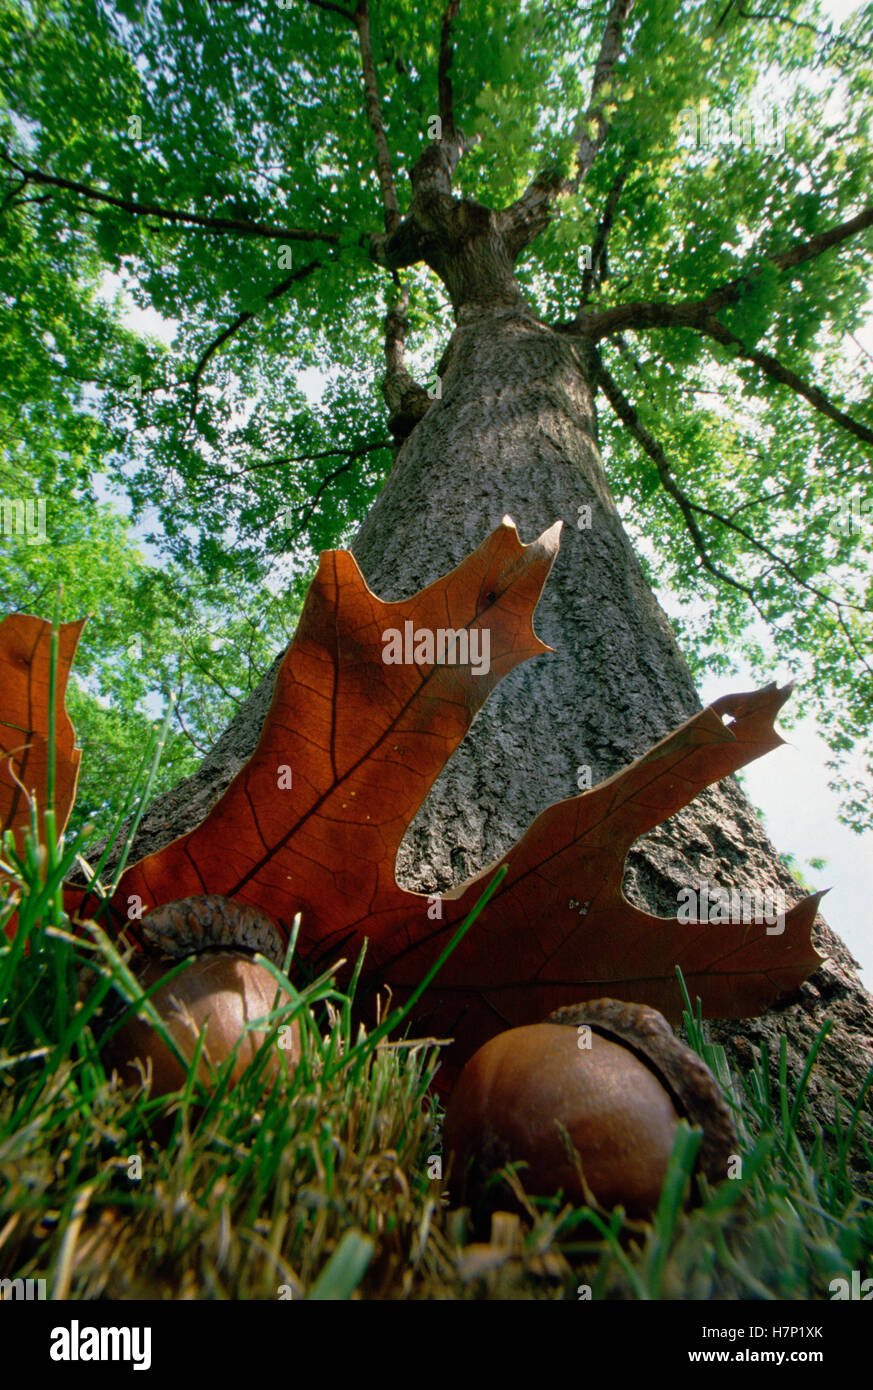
[140,894,287,967]
[546,998,737,1185]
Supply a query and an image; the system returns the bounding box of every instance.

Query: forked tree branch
[502,0,635,256]
[562,204,873,336]
[578,300,873,450]
[555,201,873,449]
[274,439,392,537]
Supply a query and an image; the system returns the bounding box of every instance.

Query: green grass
[1,693,872,1299]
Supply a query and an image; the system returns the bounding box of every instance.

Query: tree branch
[688,493,871,616]
[579,159,632,307]
[178,644,244,713]
[849,330,873,372]
[381,280,433,440]
[0,152,341,244]
[187,256,325,408]
[172,679,211,756]
[553,199,873,448]
[574,0,635,183]
[835,609,873,684]
[438,0,462,143]
[280,439,392,537]
[242,439,391,473]
[1,171,28,212]
[594,350,755,598]
[576,297,873,450]
[562,203,873,337]
[697,317,873,451]
[719,203,873,306]
[304,0,356,18]
[733,7,872,60]
[354,0,401,235]
[596,349,872,621]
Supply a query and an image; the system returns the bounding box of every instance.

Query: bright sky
[671,625,872,987]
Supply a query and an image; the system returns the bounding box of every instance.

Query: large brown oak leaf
[4,521,822,1076]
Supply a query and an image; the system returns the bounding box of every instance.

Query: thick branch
[500,167,566,259]
[704,203,873,314]
[381,281,432,440]
[554,200,873,449]
[365,4,472,273]
[564,204,873,337]
[576,298,873,449]
[0,154,340,243]
[574,0,635,182]
[354,1,401,235]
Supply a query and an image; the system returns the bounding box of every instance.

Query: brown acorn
[443,999,736,1220]
[100,896,300,1098]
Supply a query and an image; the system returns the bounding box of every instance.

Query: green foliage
[1,0,872,825]
[0,466,307,843]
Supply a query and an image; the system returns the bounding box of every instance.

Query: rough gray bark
[94,251,872,1157]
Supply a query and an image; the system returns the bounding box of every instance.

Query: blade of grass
[306,1229,375,1300]
[326,865,507,1082]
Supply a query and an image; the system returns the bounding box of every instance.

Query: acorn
[443,999,736,1219]
[100,895,300,1097]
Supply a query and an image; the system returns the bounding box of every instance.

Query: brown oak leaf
[0,613,85,858]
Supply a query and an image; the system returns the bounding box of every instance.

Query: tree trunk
[107,261,873,1150]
